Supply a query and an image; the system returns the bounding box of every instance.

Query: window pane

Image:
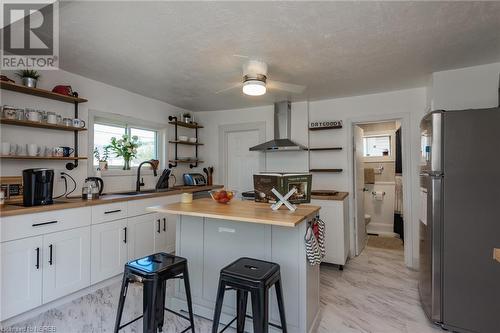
[94,123,126,166]
[363,136,391,157]
[130,128,157,166]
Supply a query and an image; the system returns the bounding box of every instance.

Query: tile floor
[3,237,444,333]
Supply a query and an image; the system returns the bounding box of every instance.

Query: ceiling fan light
[243,80,266,96]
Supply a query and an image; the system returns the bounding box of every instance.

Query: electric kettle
[82,177,104,200]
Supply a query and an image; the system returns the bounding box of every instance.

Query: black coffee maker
[23,168,54,206]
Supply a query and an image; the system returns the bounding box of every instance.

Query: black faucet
[136,160,159,192]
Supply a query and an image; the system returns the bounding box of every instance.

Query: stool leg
[183,266,196,333]
[211,279,226,333]
[251,288,269,333]
[275,278,288,333]
[236,290,248,333]
[143,277,159,333]
[113,274,129,333]
[156,279,167,332]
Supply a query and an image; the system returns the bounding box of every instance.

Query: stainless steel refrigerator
[419,108,500,333]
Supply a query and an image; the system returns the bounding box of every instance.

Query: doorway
[219,122,266,194]
[350,116,411,265]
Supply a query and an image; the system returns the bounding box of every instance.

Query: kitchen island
[148,198,321,333]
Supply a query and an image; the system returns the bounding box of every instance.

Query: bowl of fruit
[209,189,236,204]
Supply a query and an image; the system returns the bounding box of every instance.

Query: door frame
[218,122,266,189]
[346,112,413,268]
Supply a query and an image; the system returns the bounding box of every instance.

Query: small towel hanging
[304,217,326,266]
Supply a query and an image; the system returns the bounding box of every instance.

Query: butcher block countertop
[148,198,321,227]
[0,185,222,217]
[311,190,349,201]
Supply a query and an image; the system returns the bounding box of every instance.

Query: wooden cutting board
[311,190,339,196]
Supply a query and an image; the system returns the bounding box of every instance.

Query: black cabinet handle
[163,218,166,232]
[123,227,127,243]
[48,244,53,265]
[32,220,58,227]
[35,247,40,269]
[104,209,121,214]
[157,219,161,234]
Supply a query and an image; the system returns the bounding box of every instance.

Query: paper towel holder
[371,191,386,196]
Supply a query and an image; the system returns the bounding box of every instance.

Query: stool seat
[221,257,279,283]
[128,252,186,275]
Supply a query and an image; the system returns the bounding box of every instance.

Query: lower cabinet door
[91,219,128,284]
[128,214,155,260]
[165,213,176,253]
[42,227,91,303]
[154,213,168,253]
[1,236,43,320]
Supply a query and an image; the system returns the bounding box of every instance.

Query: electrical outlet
[55,170,66,181]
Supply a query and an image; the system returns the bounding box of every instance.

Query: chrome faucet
[136,160,159,192]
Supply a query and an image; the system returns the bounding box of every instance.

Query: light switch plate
[493,248,500,263]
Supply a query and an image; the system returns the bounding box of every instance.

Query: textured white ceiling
[58,1,500,111]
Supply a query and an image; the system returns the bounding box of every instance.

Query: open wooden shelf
[168,121,204,129]
[309,168,343,173]
[168,140,204,146]
[1,155,88,161]
[1,81,88,104]
[169,159,204,164]
[308,147,342,151]
[308,125,342,131]
[0,118,87,131]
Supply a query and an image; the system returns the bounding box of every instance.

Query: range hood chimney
[249,101,306,151]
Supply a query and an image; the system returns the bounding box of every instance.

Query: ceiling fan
[216,58,306,96]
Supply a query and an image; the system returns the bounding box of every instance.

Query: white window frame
[88,110,166,177]
[362,130,396,162]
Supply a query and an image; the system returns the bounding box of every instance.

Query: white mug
[25,109,41,122]
[52,147,64,157]
[27,144,41,157]
[47,114,58,124]
[1,142,11,155]
[72,118,86,128]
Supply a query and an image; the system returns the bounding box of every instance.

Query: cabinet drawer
[1,207,91,242]
[127,195,180,217]
[92,202,128,224]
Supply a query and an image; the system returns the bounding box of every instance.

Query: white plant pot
[98,161,108,171]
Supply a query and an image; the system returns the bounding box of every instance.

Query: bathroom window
[93,120,158,168]
[363,135,391,157]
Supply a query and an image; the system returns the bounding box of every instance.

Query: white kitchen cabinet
[165,212,176,253]
[311,198,350,267]
[91,219,128,284]
[0,236,43,320]
[153,213,168,253]
[127,214,155,260]
[42,227,91,303]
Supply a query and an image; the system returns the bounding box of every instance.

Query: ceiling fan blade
[214,82,242,94]
[267,80,306,94]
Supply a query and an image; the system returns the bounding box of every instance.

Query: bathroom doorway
[351,119,407,259]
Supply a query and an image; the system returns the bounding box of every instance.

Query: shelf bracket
[66,101,80,170]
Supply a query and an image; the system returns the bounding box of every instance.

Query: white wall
[196,87,427,268]
[432,62,500,110]
[0,69,190,195]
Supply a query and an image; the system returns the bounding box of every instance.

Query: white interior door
[354,125,367,255]
[221,124,265,194]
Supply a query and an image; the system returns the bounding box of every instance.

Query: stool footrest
[218,316,237,333]
[245,314,283,330]
[118,315,143,330]
[216,315,284,333]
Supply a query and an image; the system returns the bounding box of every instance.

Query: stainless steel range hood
[249,101,306,152]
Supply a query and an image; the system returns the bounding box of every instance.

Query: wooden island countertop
[148,198,320,227]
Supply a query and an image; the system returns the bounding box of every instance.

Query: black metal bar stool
[114,252,195,333]
[211,257,287,333]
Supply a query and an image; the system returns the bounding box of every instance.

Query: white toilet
[365,214,371,226]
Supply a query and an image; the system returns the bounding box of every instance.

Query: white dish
[178,135,188,142]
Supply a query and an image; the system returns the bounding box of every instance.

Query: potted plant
[15,70,41,88]
[93,146,110,171]
[108,134,140,170]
